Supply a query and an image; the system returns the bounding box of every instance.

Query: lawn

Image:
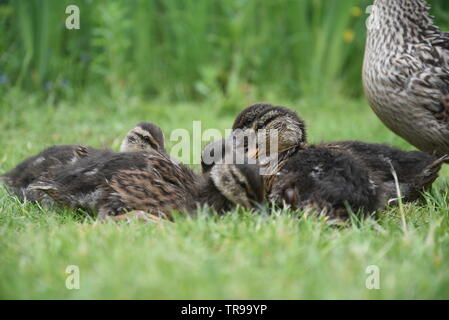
[1,91,448,299]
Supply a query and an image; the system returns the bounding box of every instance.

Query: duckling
[269,146,386,223]
[29,147,264,220]
[0,145,98,204]
[363,0,449,158]
[201,103,306,175]
[232,103,310,194]
[324,141,448,203]
[230,102,446,203]
[1,122,165,203]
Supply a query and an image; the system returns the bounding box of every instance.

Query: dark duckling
[268,146,386,223]
[0,122,165,203]
[29,147,264,220]
[230,103,446,204]
[324,141,448,203]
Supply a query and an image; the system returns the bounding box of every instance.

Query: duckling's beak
[247,147,259,159]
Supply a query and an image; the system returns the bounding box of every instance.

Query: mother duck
[363,0,449,157]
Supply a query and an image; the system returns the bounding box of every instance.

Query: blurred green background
[1,0,448,103]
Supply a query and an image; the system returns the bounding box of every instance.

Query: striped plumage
[29,150,198,218]
[0,145,99,204]
[1,122,165,203]
[363,0,449,157]
[29,149,264,219]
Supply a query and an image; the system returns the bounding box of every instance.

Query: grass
[1,91,449,299]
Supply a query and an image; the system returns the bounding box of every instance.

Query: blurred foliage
[0,0,448,102]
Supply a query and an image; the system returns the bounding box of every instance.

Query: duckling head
[201,134,261,173]
[232,103,307,157]
[210,162,264,210]
[120,122,165,153]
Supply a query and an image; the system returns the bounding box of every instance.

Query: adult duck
[363,0,449,157]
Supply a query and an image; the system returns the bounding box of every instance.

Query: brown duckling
[1,122,165,203]
[229,103,308,196]
[29,147,264,220]
[269,146,386,223]
[201,103,306,174]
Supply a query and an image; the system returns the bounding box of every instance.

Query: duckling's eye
[143,136,159,149]
[236,179,247,190]
[255,121,265,130]
[242,118,253,128]
[135,133,156,148]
